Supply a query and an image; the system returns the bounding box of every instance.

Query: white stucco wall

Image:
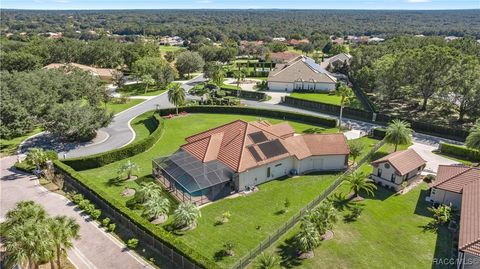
[237,157,294,191]
[297,155,347,174]
[268,81,293,92]
[429,188,463,209]
[372,162,403,184]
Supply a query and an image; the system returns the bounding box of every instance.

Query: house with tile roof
[44,63,120,82]
[320,53,352,70]
[370,149,426,191]
[153,120,349,205]
[267,56,337,92]
[428,165,480,268]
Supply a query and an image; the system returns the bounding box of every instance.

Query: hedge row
[63,114,164,171]
[372,128,387,139]
[439,142,480,161]
[54,160,219,269]
[221,87,267,100]
[158,105,338,128]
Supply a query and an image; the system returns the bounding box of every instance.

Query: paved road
[20,75,206,159]
[0,156,154,269]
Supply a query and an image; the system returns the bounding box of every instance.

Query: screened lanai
[152,150,234,205]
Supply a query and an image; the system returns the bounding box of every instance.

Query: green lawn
[130,112,159,143]
[105,99,144,115]
[0,127,43,157]
[77,113,340,267]
[117,84,168,97]
[289,92,364,110]
[265,180,453,269]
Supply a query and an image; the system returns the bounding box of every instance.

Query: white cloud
[406,0,431,3]
[196,0,212,3]
[55,0,72,3]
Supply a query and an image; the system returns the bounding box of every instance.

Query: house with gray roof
[267,56,337,92]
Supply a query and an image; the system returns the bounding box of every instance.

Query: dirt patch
[322,230,334,241]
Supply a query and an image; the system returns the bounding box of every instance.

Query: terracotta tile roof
[270,51,302,63]
[431,165,480,193]
[44,63,118,78]
[371,149,426,176]
[459,179,480,256]
[320,53,352,68]
[181,120,349,172]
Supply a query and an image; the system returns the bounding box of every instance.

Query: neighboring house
[272,37,286,42]
[428,165,480,269]
[44,63,120,82]
[267,56,337,92]
[268,51,302,63]
[153,120,349,205]
[159,36,184,46]
[320,53,352,69]
[287,39,309,46]
[368,37,385,43]
[370,149,426,191]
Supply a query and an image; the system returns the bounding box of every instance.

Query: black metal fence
[59,170,203,269]
[230,140,385,269]
[283,96,469,141]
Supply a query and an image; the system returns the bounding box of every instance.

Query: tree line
[2,10,479,41]
[348,36,480,125]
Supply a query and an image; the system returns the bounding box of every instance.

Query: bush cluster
[439,142,480,161]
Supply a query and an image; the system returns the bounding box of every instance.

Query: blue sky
[1,0,479,10]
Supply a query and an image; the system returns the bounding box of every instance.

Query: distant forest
[1,9,480,40]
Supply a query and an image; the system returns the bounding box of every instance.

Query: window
[391,174,396,182]
[377,168,382,177]
[267,167,271,178]
[384,163,390,169]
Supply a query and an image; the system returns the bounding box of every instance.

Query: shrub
[439,142,480,161]
[424,174,436,183]
[13,161,35,173]
[84,204,96,214]
[107,223,116,233]
[72,193,85,204]
[102,217,111,227]
[63,114,164,170]
[91,209,101,220]
[78,199,91,210]
[372,128,387,139]
[127,238,139,249]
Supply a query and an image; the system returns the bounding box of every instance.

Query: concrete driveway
[0,155,155,269]
[409,143,459,174]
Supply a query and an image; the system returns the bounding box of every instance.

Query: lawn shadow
[277,236,302,268]
[431,226,456,269]
[132,117,157,134]
[366,186,395,202]
[328,192,355,212]
[302,127,327,134]
[414,188,433,218]
[213,250,228,262]
[106,176,125,187]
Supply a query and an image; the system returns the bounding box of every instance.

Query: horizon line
[2,8,480,11]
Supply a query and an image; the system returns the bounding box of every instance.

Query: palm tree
[233,69,246,97]
[49,216,80,269]
[335,82,354,130]
[4,201,47,230]
[173,202,201,229]
[384,119,412,151]
[344,171,377,199]
[348,140,364,165]
[4,220,54,269]
[465,121,480,150]
[141,74,156,94]
[26,147,48,170]
[167,82,185,115]
[143,195,170,220]
[117,160,139,180]
[308,201,338,235]
[253,252,281,269]
[137,182,163,203]
[295,219,320,256]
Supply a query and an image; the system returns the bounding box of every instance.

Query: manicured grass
[117,83,168,97]
[77,113,339,266]
[266,179,453,269]
[290,92,343,106]
[105,98,144,115]
[0,127,42,157]
[174,172,339,268]
[348,136,381,164]
[130,112,159,143]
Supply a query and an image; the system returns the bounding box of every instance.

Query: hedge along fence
[372,127,387,139]
[283,96,470,142]
[54,160,219,269]
[63,114,164,171]
[220,86,267,101]
[439,142,480,161]
[158,105,338,128]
